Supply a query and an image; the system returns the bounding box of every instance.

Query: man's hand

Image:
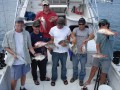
[13,54,17,60]
[34,53,41,57]
[49,16,57,23]
[60,42,67,47]
[83,39,89,45]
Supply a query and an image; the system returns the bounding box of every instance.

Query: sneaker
[20,87,27,90]
[79,80,84,86]
[70,78,77,83]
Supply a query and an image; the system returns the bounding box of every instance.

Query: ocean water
[0,0,120,51]
[97,0,120,51]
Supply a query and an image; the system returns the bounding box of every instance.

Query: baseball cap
[42,0,49,5]
[33,20,40,27]
[15,17,24,23]
[78,18,86,24]
[98,19,109,26]
[57,17,65,26]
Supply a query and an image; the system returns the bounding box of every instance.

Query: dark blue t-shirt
[30,32,47,57]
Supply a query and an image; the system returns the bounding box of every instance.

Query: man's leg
[79,54,87,81]
[84,58,100,85]
[60,52,67,81]
[51,52,59,81]
[99,60,111,85]
[11,80,17,90]
[79,54,87,86]
[60,52,68,85]
[20,64,30,89]
[21,75,26,87]
[70,54,79,83]
[31,60,38,81]
[99,73,107,84]
[11,65,20,90]
[38,59,50,81]
[84,66,98,85]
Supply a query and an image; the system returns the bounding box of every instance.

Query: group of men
[2,0,116,90]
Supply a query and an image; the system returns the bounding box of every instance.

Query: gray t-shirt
[73,27,91,54]
[96,33,113,60]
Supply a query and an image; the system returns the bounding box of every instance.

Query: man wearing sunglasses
[70,18,94,86]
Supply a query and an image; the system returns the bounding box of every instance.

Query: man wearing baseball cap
[35,0,58,40]
[70,18,94,86]
[2,17,38,90]
[30,20,50,85]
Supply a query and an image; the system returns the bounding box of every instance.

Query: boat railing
[13,0,27,22]
[86,0,99,34]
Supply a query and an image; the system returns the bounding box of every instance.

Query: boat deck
[16,52,96,90]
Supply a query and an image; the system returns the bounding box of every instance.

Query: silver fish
[69,43,77,54]
[45,43,57,49]
[58,40,69,45]
[35,41,47,48]
[80,44,86,54]
[98,29,115,35]
[92,54,107,58]
[32,54,45,61]
[41,17,46,30]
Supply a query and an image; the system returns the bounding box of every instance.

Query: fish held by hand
[34,41,47,48]
[98,29,115,35]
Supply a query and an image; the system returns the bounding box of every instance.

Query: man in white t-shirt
[49,17,71,86]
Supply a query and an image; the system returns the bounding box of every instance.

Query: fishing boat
[0,0,120,90]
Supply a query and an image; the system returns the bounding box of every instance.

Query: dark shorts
[11,64,30,80]
[92,58,111,74]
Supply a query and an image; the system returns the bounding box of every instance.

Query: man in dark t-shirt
[30,20,50,85]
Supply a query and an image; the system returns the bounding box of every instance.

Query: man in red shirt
[35,0,58,41]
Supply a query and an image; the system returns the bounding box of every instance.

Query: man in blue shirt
[30,20,50,85]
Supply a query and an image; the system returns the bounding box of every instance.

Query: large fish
[32,54,45,61]
[92,53,107,58]
[45,43,57,49]
[98,29,115,35]
[58,40,69,45]
[35,41,47,48]
[41,17,46,31]
[80,44,86,54]
[35,41,57,49]
[69,43,77,54]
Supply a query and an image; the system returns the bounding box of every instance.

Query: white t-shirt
[13,31,25,65]
[49,26,71,53]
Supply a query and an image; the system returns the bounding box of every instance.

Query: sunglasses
[43,4,49,6]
